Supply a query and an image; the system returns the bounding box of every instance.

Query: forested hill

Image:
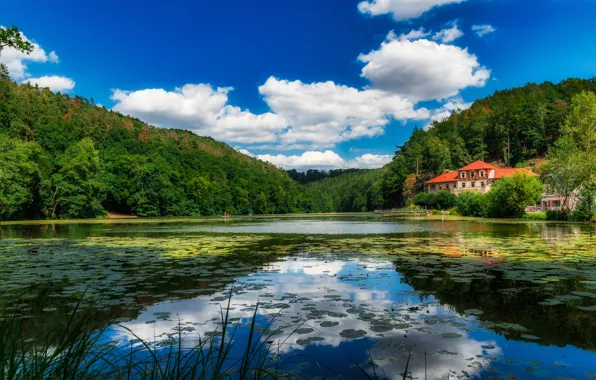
[303,78,596,211]
[398,78,596,175]
[0,75,334,220]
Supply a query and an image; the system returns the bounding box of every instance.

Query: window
[480,170,485,177]
[430,185,436,190]
[472,182,475,187]
[460,172,466,179]
[462,183,466,188]
[470,171,476,178]
[481,181,485,187]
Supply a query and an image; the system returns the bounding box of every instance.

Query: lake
[1,216,596,379]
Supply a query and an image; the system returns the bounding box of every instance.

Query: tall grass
[0,289,304,380]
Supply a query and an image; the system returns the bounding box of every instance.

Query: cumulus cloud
[432,22,464,43]
[111,84,288,144]
[472,24,497,37]
[23,75,75,92]
[258,77,429,145]
[0,27,59,79]
[251,150,393,170]
[357,0,466,21]
[112,78,429,147]
[358,31,490,100]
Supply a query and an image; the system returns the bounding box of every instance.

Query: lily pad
[340,329,367,339]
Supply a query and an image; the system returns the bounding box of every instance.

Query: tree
[0,26,34,78]
[543,137,584,212]
[487,173,544,218]
[0,135,42,219]
[544,91,596,214]
[456,191,489,217]
[46,138,105,218]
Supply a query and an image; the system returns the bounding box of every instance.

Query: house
[538,190,579,212]
[425,160,539,194]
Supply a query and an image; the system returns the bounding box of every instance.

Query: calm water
[1,216,596,378]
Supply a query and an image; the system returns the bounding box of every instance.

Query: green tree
[0,135,42,219]
[46,138,105,218]
[487,173,544,218]
[456,191,489,217]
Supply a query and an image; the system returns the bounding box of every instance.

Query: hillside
[0,76,332,220]
[304,78,596,210]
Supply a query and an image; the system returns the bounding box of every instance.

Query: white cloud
[0,27,59,79]
[112,78,428,147]
[472,24,497,37]
[349,153,393,169]
[48,51,59,63]
[395,28,430,41]
[357,0,466,21]
[358,32,490,100]
[258,77,429,145]
[111,84,288,144]
[23,75,75,92]
[432,22,464,43]
[251,150,392,170]
[425,96,473,130]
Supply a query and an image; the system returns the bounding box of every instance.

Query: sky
[1,0,595,171]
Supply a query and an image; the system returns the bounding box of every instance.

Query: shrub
[456,191,489,217]
[546,210,569,221]
[522,212,547,220]
[413,191,457,210]
[412,192,430,208]
[572,187,596,222]
[486,174,544,218]
[434,191,457,210]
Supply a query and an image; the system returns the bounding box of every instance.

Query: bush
[486,174,544,218]
[412,192,430,208]
[456,191,489,217]
[522,212,547,220]
[413,191,456,210]
[546,210,569,221]
[573,187,596,222]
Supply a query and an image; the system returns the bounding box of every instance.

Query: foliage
[574,186,596,222]
[521,212,547,220]
[306,169,383,212]
[370,78,596,208]
[412,191,457,210]
[455,191,490,217]
[0,78,332,220]
[0,135,43,219]
[487,174,544,218]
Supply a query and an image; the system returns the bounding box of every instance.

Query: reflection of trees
[394,259,596,350]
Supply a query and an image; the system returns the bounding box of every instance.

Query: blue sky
[1,0,595,171]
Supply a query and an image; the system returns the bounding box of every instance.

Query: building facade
[425,160,539,194]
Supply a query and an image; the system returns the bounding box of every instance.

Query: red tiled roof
[460,160,498,171]
[493,168,539,179]
[425,171,458,184]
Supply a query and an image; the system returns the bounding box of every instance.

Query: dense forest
[0,71,343,220]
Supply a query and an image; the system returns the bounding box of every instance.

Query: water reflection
[2,217,596,377]
[108,254,595,378]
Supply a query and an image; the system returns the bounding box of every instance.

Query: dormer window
[460,172,466,179]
